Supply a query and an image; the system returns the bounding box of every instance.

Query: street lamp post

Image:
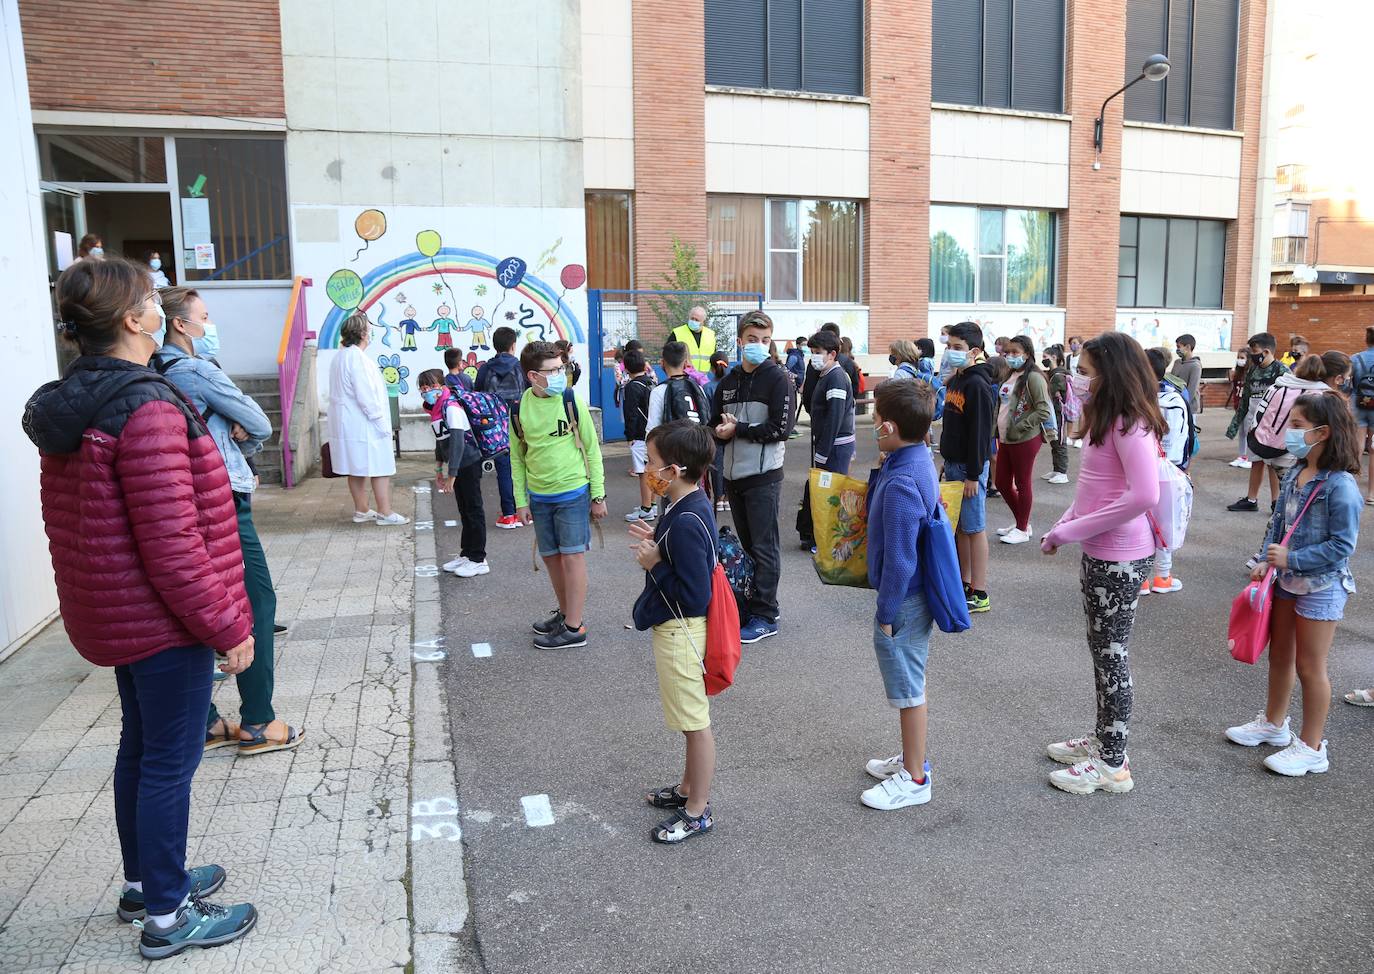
[1092,54,1170,170]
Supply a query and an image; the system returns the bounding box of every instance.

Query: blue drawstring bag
[913,476,972,634]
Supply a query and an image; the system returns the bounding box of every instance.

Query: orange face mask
[644,465,677,497]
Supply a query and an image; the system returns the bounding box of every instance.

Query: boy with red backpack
[630,420,721,844]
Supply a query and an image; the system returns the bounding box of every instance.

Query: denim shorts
[1357,408,1374,430]
[530,491,592,557]
[1276,581,1348,621]
[941,459,989,534]
[872,592,933,708]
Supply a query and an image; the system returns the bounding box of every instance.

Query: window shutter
[1011,0,1064,112]
[932,0,983,105]
[768,0,803,90]
[982,0,1013,108]
[802,0,864,95]
[1165,0,1194,125]
[1190,0,1238,129]
[706,0,767,88]
[1124,0,1167,123]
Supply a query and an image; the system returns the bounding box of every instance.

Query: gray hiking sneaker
[117,864,226,921]
[136,896,257,960]
[532,609,565,636]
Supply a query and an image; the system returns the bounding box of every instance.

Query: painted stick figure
[467,305,490,351]
[399,305,420,352]
[431,304,455,351]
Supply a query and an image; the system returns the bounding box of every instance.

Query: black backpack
[663,375,710,424]
[484,361,524,405]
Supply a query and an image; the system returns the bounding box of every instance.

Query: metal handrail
[276,276,314,489]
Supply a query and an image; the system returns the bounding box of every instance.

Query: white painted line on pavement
[521,794,555,828]
[411,797,462,842]
[444,520,457,527]
[415,520,434,531]
[471,642,492,658]
[415,564,439,577]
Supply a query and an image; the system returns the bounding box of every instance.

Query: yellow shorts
[651,618,710,732]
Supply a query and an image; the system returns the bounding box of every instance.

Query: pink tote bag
[1228,483,1323,664]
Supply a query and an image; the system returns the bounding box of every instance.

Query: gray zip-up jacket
[710,359,793,488]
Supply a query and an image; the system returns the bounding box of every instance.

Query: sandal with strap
[238,720,305,755]
[646,783,689,808]
[204,718,241,752]
[1343,689,1374,707]
[651,805,713,844]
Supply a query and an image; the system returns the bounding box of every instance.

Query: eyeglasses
[145,291,162,307]
[533,367,563,377]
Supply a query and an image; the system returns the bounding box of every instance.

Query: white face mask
[810,353,828,371]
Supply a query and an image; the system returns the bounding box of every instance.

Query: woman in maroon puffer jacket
[22,258,259,961]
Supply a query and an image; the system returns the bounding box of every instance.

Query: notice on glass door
[180,197,212,245]
[194,243,216,270]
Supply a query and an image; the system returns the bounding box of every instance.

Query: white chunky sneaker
[1047,472,1070,484]
[453,560,490,578]
[1046,735,1098,765]
[1263,738,1329,776]
[442,556,470,573]
[352,509,379,523]
[999,527,1032,545]
[865,754,904,780]
[1049,751,1133,795]
[860,767,931,810]
[1225,714,1292,748]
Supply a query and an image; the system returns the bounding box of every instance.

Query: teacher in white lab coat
[328,311,409,526]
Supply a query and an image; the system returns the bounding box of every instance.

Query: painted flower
[378,353,409,396]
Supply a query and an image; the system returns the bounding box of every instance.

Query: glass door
[40,184,84,282]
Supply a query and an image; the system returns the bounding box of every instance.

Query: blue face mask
[192,321,219,359]
[543,372,568,396]
[741,342,768,365]
[422,388,442,406]
[945,349,969,369]
[1285,427,1323,459]
[149,258,162,271]
[1006,355,1026,370]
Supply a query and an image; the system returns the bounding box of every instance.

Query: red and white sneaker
[1049,751,1133,795]
[1046,735,1098,765]
[495,515,523,530]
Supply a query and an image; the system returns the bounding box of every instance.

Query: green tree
[644,236,720,354]
[930,231,973,303]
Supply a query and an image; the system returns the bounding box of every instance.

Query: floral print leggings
[1079,554,1154,766]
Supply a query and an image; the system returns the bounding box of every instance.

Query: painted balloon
[416,230,442,258]
[495,257,527,290]
[559,263,586,290]
[326,268,365,310]
[354,208,387,241]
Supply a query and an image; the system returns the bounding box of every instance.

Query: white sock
[123,881,143,893]
[148,895,188,929]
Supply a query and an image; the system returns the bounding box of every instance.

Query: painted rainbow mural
[317,247,585,348]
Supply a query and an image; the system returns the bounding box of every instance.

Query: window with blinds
[1125,0,1238,130]
[175,138,290,282]
[708,195,861,302]
[931,0,1065,114]
[585,192,632,291]
[705,0,864,97]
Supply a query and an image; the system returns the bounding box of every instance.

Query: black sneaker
[531,609,565,636]
[1227,497,1259,512]
[534,624,587,650]
[117,865,226,922]
[136,895,256,960]
[273,623,288,636]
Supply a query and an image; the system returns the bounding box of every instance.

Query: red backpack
[655,511,742,696]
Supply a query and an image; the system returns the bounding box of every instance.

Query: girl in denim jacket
[1225,394,1362,777]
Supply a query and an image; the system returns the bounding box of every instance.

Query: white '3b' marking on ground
[521,794,555,828]
[471,643,492,658]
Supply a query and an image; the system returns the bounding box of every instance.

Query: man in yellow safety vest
[670,306,716,373]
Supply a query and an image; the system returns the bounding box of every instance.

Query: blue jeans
[530,490,592,557]
[872,592,933,708]
[114,646,215,914]
[493,451,517,517]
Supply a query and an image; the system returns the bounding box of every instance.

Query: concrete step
[234,374,279,395]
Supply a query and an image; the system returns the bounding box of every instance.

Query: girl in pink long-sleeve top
[1039,332,1165,796]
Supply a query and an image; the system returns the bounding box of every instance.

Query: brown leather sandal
[204,718,241,752]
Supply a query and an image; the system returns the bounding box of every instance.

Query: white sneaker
[1049,752,1133,795]
[453,560,490,578]
[1047,472,1070,484]
[442,555,471,573]
[1046,735,1098,765]
[352,509,379,523]
[860,767,931,810]
[624,507,656,523]
[996,525,1015,537]
[865,753,903,780]
[1232,458,1253,469]
[1263,738,1329,776]
[1072,439,1083,449]
[999,528,1032,545]
[1041,470,1055,481]
[1225,713,1292,747]
[374,512,410,526]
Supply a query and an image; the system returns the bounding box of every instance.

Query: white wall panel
[1120,125,1242,219]
[929,108,1069,209]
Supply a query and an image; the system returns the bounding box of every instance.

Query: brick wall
[630,0,707,345]
[1060,0,1127,340]
[1267,294,1374,354]
[1223,0,1267,347]
[1309,197,1374,269]
[865,0,930,351]
[19,0,284,118]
